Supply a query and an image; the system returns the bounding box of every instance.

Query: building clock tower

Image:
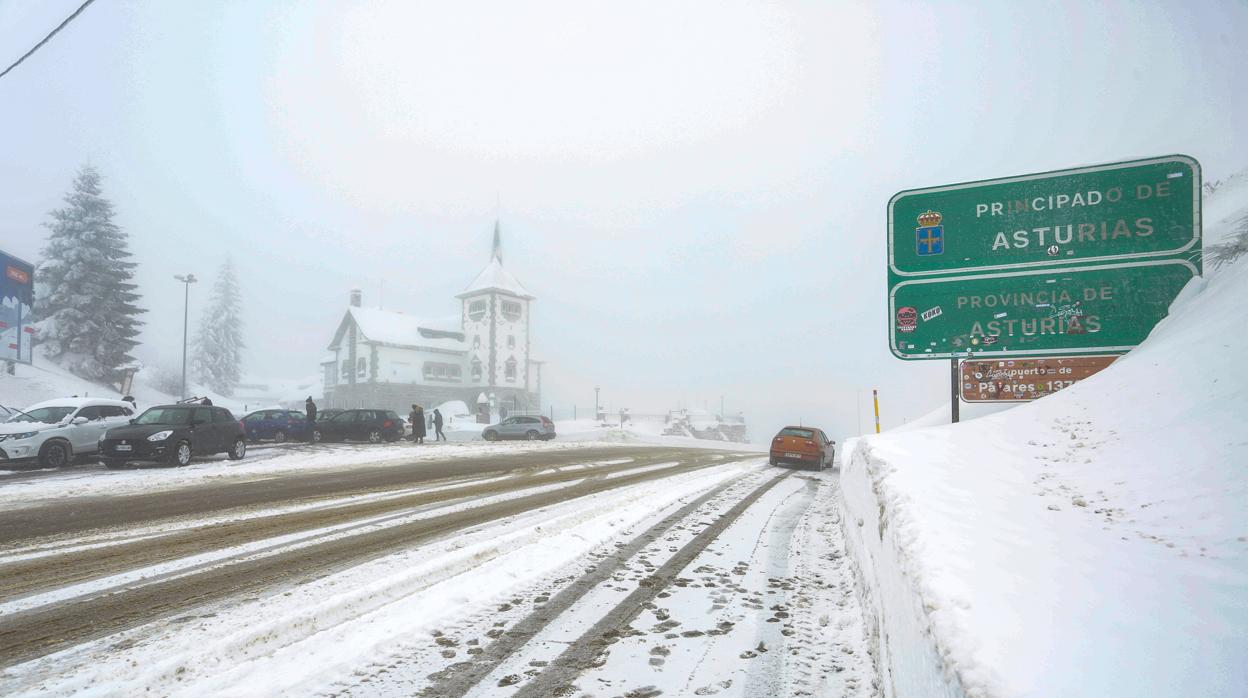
[457,222,536,403]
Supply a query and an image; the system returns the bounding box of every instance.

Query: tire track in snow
[0,452,701,604]
[418,468,780,697]
[507,470,793,698]
[0,453,747,669]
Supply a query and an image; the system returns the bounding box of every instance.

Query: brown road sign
[960,356,1117,402]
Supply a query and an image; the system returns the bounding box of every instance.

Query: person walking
[408,404,421,443]
[305,396,318,442]
[433,408,446,441]
[413,405,427,444]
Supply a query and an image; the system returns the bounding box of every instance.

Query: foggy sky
[2,1,1247,441]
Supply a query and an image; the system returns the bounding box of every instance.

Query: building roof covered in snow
[458,257,534,299]
[456,222,534,299]
[329,307,466,352]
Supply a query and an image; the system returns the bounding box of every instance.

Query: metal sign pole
[951,358,960,424]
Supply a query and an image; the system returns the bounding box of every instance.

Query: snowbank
[841,236,1248,690]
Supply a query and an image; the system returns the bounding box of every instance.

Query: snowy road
[0,445,876,696]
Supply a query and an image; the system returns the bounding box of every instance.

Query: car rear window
[778,428,814,438]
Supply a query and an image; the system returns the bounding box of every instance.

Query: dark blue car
[241,409,309,443]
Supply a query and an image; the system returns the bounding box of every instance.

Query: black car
[313,409,404,443]
[99,404,246,468]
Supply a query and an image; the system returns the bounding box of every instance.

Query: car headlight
[147,430,174,442]
[4,432,37,441]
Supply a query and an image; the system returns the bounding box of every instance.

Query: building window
[357,357,367,379]
[473,335,481,349]
[507,335,516,350]
[341,360,351,380]
[423,362,463,383]
[471,357,483,382]
[501,300,521,322]
[505,356,517,382]
[469,300,487,322]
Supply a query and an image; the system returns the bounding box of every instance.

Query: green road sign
[888,155,1202,360]
[890,260,1197,359]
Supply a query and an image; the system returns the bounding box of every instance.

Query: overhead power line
[0,0,99,81]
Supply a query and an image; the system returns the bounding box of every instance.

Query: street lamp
[173,274,197,399]
[594,386,600,421]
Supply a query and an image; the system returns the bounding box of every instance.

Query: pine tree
[35,166,145,382]
[192,257,245,396]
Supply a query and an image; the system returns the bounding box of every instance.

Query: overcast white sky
[2,1,1246,440]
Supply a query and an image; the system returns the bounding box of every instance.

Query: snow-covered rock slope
[841,188,1248,696]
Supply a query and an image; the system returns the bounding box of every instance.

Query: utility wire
[0,0,99,81]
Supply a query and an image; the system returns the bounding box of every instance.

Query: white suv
[0,398,136,468]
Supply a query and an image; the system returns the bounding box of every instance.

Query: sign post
[950,358,960,423]
[872,389,880,434]
[888,155,1201,361]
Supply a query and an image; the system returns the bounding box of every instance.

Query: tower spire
[492,220,502,263]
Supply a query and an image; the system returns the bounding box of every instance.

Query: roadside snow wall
[840,194,1248,696]
[839,437,966,697]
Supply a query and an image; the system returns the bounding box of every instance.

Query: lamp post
[594,386,600,421]
[173,274,197,399]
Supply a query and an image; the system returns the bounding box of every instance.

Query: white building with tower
[321,224,542,417]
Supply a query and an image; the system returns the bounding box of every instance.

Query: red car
[769,426,835,470]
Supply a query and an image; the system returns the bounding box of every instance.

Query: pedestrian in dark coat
[201,397,213,406]
[409,405,421,442]
[413,405,427,443]
[433,409,446,441]
[305,397,318,442]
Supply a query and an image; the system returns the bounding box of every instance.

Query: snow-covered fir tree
[192,257,245,396]
[35,166,145,382]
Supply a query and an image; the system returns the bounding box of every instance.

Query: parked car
[99,404,246,468]
[482,415,557,441]
[241,409,309,443]
[0,397,136,468]
[316,408,346,422]
[312,409,404,443]
[769,426,835,470]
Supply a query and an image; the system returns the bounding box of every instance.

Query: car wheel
[367,429,382,443]
[170,440,192,467]
[228,437,246,460]
[769,457,777,466]
[38,440,71,469]
[273,430,287,444]
[526,430,540,441]
[483,430,498,441]
[311,429,323,444]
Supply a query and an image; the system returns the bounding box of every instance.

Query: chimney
[350,289,362,307]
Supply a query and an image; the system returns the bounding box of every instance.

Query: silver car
[482,416,556,441]
[0,397,137,468]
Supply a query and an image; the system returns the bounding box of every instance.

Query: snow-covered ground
[0,459,877,697]
[840,186,1248,695]
[0,440,687,510]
